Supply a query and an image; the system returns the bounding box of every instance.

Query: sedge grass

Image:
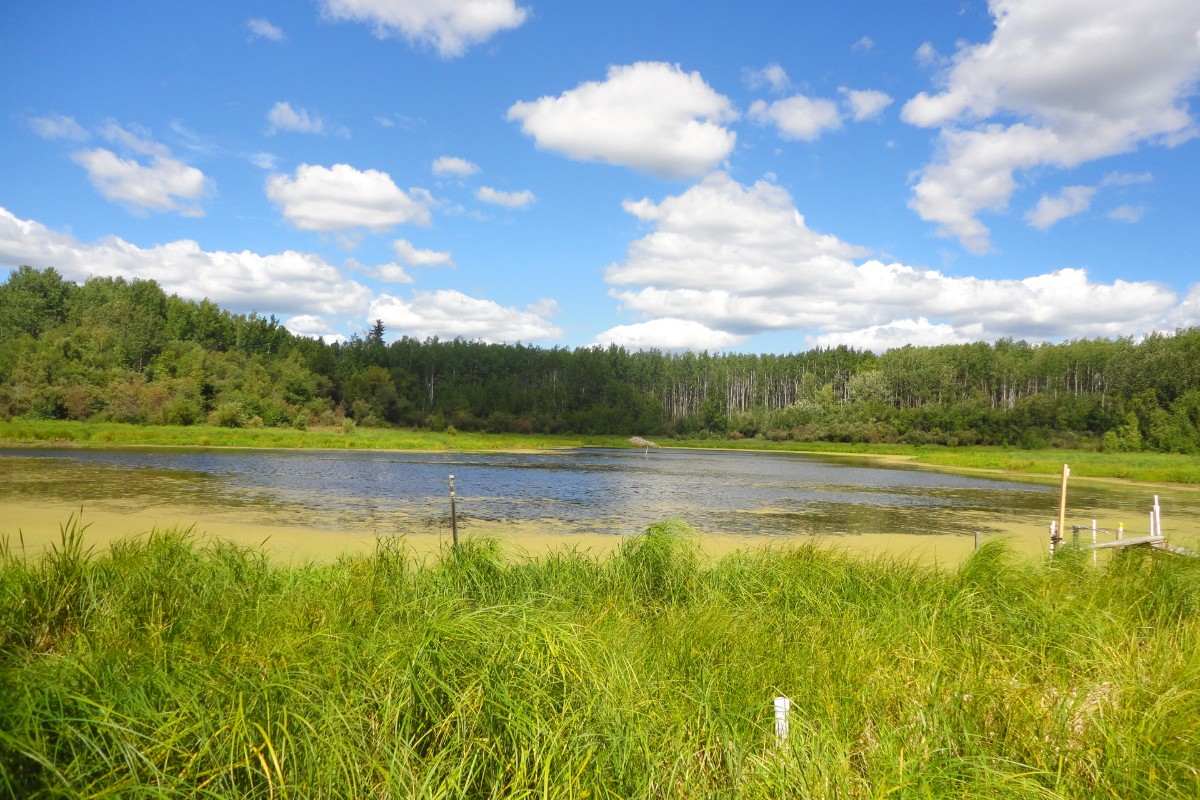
[2,518,1199,797]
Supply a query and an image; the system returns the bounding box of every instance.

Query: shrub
[207,401,245,428]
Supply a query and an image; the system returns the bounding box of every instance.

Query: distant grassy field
[3,419,1199,484]
[0,418,625,452]
[2,519,1198,797]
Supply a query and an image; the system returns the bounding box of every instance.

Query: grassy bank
[3,521,1199,797]
[0,418,624,452]
[4,419,1199,484]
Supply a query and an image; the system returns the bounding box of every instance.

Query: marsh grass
[2,519,1200,797]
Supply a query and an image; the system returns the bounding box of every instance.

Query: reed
[2,519,1199,797]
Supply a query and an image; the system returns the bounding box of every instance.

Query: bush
[207,402,245,428]
[340,417,356,434]
[291,412,309,430]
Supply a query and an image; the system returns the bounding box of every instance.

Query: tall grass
[2,520,1199,797]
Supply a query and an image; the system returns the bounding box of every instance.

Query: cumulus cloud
[266,163,433,231]
[749,95,842,141]
[394,238,454,267]
[29,113,89,141]
[249,152,279,170]
[601,172,1198,351]
[285,315,346,343]
[0,206,371,318]
[507,62,737,178]
[903,0,1200,253]
[914,41,942,67]
[266,101,329,135]
[319,0,528,57]
[247,18,285,41]
[1025,185,1096,230]
[813,318,982,351]
[743,63,790,94]
[594,318,743,351]
[839,88,893,121]
[369,290,560,342]
[432,155,480,177]
[476,185,535,208]
[1108,204,1146,223]
[69,123,209,216]
[851,36,875,52]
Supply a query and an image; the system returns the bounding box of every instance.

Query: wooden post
[973,530,980,551]
[773,696,790,745]
[1057,464,1070,551]
[449,473,459,549]
[1049,521,1058,556]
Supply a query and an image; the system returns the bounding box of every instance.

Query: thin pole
[1153,495,1162,538]
[1050,521,1057,556]
[1117,521,1124,541]
[1092,518,1098,566]
[449,473,459,549]
[1057,464,1070,552]
[773,697,790,745]
[974,530,980,551]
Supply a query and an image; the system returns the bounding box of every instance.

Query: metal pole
[449,473,459,548]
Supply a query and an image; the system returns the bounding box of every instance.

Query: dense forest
[3,266,1200,452]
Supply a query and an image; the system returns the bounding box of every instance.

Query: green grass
[4,419,1200,484]
[3,518,1199,798]
[0,418,626,452]
[663,438,1200,485]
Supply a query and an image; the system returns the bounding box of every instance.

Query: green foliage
[3,523,1200,796]
[4,267,1200,451]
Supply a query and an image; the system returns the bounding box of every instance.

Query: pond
[2,447,1196,561]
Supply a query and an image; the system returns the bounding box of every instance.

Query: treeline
[3,266,1200,451]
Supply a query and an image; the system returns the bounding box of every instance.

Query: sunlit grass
[3,518,1199,797]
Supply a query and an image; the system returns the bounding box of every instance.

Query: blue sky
[2,0,1198,351]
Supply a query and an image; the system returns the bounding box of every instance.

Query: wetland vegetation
[3,520,1199,798]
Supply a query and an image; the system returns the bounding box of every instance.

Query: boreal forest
[3,266,1200,452]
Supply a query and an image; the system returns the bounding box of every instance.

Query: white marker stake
[1154,495,1162,538]
[774,696,791,745]
[1092,519,1098,566]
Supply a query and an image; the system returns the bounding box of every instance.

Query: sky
[1,0,1199,353]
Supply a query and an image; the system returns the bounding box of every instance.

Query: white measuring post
[1153,495,1162,539]
[1049,521,1057,556]
[1091,518,1098,566]
[773,696,791,745]
[1117,521,1124,541]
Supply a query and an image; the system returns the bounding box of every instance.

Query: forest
[3,266,1200,452]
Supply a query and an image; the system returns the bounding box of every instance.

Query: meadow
[2,519,1199,797]
[4,418,1200,485]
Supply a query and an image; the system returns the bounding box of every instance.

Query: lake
[2,447,1195,561]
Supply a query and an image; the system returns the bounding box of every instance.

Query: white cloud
[266,102,328,135]
[0,206,371,318]
[914,41,942,67]
[72,126,210,217]
[285,315,346,343]
[839,88,893,121]
[594,318,743,351]
[29,114,89,141]
[394,238,454,267]
[247,18,285,41]
[1025,185,1096,230]
[813,318,982,351]
[1102,171,1153,187]
[369,290,560,342]
[432,155,480,177]
[318,0,528,57]
[851,36,875,52]
[476,185,535,208]
[249,152,279,170]
[1108,204,1146,223]
[902,0,1200,253]
[266,163,433,231]
[749,95,842,141]
[507,62,737,178]
[743,63,790,93]
[601,172,1198,351]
